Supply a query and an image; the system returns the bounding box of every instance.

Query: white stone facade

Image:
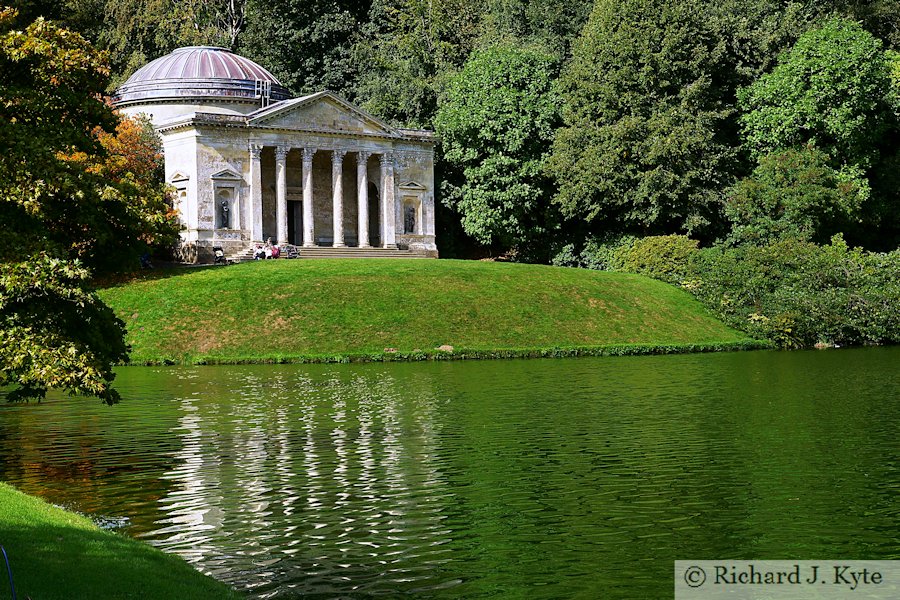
[119,91,437,262]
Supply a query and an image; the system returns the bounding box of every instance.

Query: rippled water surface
[1,348,899,598]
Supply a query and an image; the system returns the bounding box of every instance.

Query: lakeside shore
[0,482,241,599]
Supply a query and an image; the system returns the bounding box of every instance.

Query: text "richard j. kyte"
[715,565,884,590]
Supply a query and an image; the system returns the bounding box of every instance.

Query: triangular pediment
[398,180,427,190]
[248,91,400,137]
[169,171,190,183]
[211,169,242,180]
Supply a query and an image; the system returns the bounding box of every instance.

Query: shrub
[550,234,635,271]
[688,236,900,347]
[617,235,700,284]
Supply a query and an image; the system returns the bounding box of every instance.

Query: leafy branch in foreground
[0,256,128,404]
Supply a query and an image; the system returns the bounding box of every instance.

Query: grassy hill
[98,259,764,364]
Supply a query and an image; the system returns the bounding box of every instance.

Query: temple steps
[223,245,427,263]
[298,247,426,259]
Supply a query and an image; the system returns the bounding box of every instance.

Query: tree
[353,0,483,127]
[738,18,893,169]
[435,46,561,255]
[238,0,367,98]
[0,9,172,403]
[546,0,737,240]
[737,18,899,248]
[476,0,590,58]
[725,146,868,245]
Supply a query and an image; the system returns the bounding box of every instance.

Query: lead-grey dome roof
[114,46,291,105]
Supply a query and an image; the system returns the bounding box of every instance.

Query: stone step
[298,247,423,259]
[221,245,426,262]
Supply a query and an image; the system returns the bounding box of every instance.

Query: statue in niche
[404,203,416,234]
[219,198,230,229]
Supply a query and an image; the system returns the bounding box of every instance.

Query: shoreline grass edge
[122,339,774,367]
[0,482,241,600]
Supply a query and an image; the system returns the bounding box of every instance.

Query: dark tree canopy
[238,0,368,98]
[547,0,737,239]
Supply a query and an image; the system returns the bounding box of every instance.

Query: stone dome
[114,46,291,106]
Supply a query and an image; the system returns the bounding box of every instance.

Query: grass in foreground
[99,259,763,364]
[0,482,241,600]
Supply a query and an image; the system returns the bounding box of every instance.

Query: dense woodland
[2,0,900,401]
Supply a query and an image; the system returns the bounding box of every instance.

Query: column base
[358,243,371,249]
[303,242,316,248]
[383,244,398,249]
[333,243,346,248]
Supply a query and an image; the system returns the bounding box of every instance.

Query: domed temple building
[114,46,437,261]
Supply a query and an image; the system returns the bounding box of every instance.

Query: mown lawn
[98,259,757,364]
[0,482,241,600]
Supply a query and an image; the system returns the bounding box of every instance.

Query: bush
[616,235,699,284]
[688,236,900,348]
[550,234,635,271]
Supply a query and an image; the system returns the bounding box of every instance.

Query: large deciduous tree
[238,0,367,98]
[435,46,560,256]
[0,9,172,403]
[736,18,899,248]
[546,0,737,240]
[738,18,894,169]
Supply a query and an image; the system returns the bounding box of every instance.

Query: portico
[249,144,398,249]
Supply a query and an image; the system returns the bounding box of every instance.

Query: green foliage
[688,236,900,348]
[617,235,700,284]
[738,18,893,168]
[435,46,560,253]
[547,0,738,238]
[0,11,175,402]
[354,0,483,127]
[0,256,127,404]
[239,0,365,97]
[725,146,868,245]
[476,0,590,58]
[550,234,635,271]
[0,11,169,273]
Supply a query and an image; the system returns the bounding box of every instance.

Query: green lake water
[1,348,899,598]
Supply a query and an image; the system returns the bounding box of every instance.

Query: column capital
[249,143,264,159]
[302,147,317,164]
[332,148,348,161]
[275,145,290,161]
[379,151,395,168]
[357,150,372,165]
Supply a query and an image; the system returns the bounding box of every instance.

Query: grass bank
[99,259,766,365]
[0,482,240,599]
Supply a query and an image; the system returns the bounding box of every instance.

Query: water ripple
[1,348,899,597]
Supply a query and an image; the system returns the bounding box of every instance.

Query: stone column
[380,152,397,249]
[302,147,316,247]
[356,151,371,248]
[249,143,263,241]
[331,149,347,247]
[275,145,289,245]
